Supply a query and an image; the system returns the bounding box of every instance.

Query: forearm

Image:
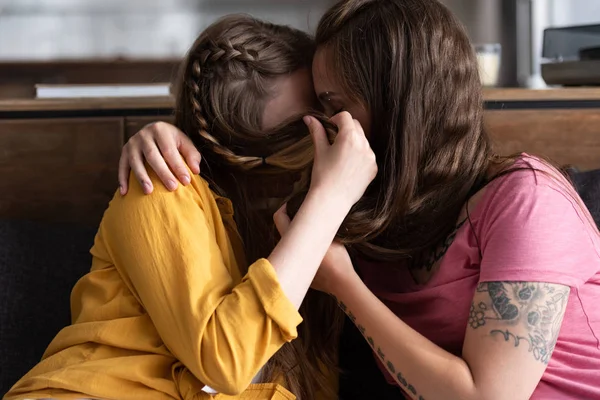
[269,189,350,308]
[334,274,479,400]
[193,261,302,394]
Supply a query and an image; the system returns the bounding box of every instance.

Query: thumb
[273,203,292,236]
[303,115,329,155]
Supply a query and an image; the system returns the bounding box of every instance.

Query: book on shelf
[35,83,171,99]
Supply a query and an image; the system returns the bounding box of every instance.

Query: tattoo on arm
[469,281,570,364]
[337,301,426,400]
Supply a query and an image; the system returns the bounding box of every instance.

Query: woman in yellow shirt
[4,15,376,400]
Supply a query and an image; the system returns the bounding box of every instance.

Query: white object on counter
[475,43,501,87]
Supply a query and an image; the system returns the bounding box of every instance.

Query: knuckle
[141,140,157,157]
[163,148,180,160]
[139,126,154,138]
[176,168,189,177]
[127,134,142,146]
[143,121,165,138]
[150,120,165,131]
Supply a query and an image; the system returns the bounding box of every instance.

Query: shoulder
[94,170,233,265]
[477,155,594,229]
[104,169,225,229]
[474,155,600,286]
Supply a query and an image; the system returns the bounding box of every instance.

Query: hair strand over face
[314,0,494,263]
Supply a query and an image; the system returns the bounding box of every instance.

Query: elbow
[189,352,258,396]
[175,350,258,396]
[198,372,254,396]
[465,392,507,400]
[189,317,276,395]
[453,382,512,400]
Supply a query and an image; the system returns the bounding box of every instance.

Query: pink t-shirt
[356,156,600,399]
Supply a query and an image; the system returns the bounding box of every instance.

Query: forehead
[261,68,316,130]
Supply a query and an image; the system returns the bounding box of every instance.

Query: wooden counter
[1,88,600,224]
[481,88,600,172]
[0,97,176,225]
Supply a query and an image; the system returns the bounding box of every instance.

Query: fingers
[330,111,366,140]
[179,135,202,175]
[155,125,200,184]
[303,115,329,154]
[119,138,157,195]
[122,121,199,195]
[273,203,291,235]
[118,147,132,195]
[126,146,153,194]
[329,111,354,134]
[141,138,178,191]
[352,119,366,139]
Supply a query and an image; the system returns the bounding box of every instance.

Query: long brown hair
[174,15,340,399]
[174,1,496,395]
[313,0,494,261]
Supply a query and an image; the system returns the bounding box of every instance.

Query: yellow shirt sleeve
[96,173,302,395]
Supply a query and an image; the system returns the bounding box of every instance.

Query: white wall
[0,0,329,60]
[550,0,600,26]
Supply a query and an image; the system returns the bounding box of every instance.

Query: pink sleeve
[477,169,600,288]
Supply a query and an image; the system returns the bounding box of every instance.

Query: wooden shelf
[484,88,600,102]
[3,88,600,113]
[0,96,175,113]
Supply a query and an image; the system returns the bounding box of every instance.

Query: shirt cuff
[246,259,303,341]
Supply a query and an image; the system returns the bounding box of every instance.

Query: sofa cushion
[0,219,96,396]
[567,168,600,228]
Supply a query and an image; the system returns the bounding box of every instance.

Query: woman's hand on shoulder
[304,111,377,210]
[118,121,201,195]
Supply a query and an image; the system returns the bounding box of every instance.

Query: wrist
[329,268,361,300]
[306,186,354,216]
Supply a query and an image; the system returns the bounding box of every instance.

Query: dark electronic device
[541,24,600,86]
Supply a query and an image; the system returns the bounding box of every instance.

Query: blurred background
[1,0,600,216]
[0,0,328,60]
[0,0,599,90]
[1,7,600,392]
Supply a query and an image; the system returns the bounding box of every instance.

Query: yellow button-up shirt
[5,172,304,400]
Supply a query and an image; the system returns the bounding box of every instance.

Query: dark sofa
[0,220,96,396]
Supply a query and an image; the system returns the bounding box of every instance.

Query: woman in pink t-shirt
[117,1,600,399]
